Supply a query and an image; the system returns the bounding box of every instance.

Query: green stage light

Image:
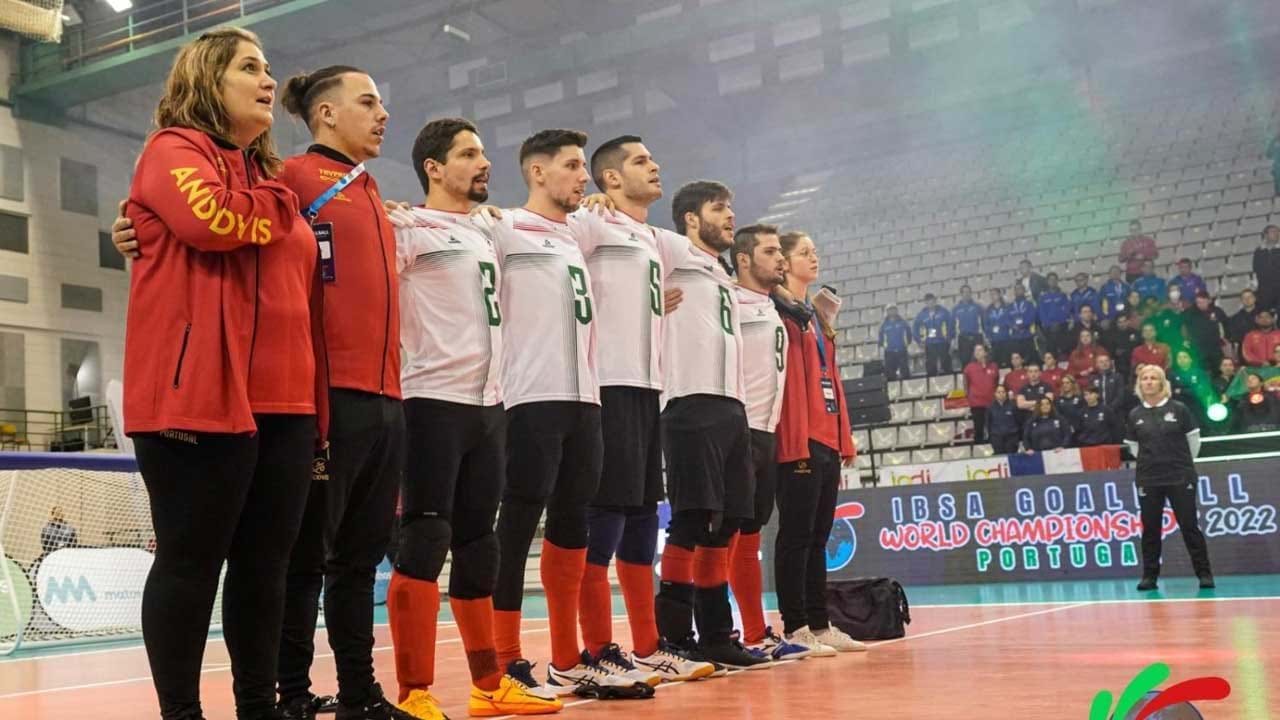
[1207,403,1229,423]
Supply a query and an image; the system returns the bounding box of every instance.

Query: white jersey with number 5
[570,209,685,390]
[736,286,787,432]
[489,208,599,408]
[662,242,745,404]
[394,207,503,406]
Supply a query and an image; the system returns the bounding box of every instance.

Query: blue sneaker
[756,626,812,662]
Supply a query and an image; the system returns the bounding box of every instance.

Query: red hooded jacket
[124,128,324,436]
[775,308,854,464]
[278,145,401,399]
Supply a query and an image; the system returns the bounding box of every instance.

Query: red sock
[693,546,728,588]
[616,559,659,656]
[540,540,587,670]
[386,572,439,703]
[660,544,694,584]
[578,562,613,655]
[494,609,523,671]
[449,595,502,691]
[729,531,765,643]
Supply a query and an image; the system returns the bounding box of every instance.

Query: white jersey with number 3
[662,242,745,404]
[736,286,787,432]
[394,207,503,406]
[571,209,685,390]
[489,208,599,408]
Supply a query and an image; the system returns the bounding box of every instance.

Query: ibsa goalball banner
[810,458,1279,585]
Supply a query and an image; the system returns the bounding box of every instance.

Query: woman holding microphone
[123,28,324,720]
[1125,364,1214,591]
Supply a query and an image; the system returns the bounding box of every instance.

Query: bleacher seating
[805,88,1279,483]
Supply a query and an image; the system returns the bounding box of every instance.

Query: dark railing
[21,0,293,85]
[0,406,115,452]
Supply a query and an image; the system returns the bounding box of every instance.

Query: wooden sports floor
[2,576,1276,719]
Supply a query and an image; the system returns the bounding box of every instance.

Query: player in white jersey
[572,136,714,684]
[385,118,562,719]
[728,225,811,663]
[655,181,770,670]
[488,129,652,700]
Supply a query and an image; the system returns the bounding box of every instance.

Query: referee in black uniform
[1125,363,1214,592]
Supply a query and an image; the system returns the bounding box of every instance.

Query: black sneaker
[1198,572,1216,589]
[671,634,727,678]
[279,695,317,720]
[1136,576,1158,591]
[334,684,422,720]
[698,639,773,671]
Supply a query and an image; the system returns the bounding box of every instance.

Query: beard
[749,264,783,289]
[698,221,730,252]
[467,186,489,203]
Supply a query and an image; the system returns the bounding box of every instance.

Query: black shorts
[661,395,754,519]
[504,401,603,509]
[402,397,505,529]
[593,386,663,508]
[749,430,777,526]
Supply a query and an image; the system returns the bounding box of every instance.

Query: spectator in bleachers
[1183,290,1228,373]
[1068,328,1109,386]
[1040,351,1064,392]
[1100,265,1131,327]
[1018,259,1048,300]
[1038,273,1072,357]
[1236,370,1280,432]
[1168,258,1207,300]
[1152,287,1187,349]
[1077,386,1120,446]
[1070,272,1099,324]
[963,344,999,443]
[914,293,953,377]
[1004,352,1029,396]
[953,285,984,371]
[1102,312,1142,378]
[1076,304,1102,338]
[878,303,913,380]
[1023,398,1072,453]
[1015,363,1053,430]
[1091,354,1126,417]
[1243,308,1280,367]
[1009,283,1039,364]
[1133,259,1167,305]
[1131,321,1171,375]
[987,385,1020,455]
[1212,357,1237,402]
[1170,349,1211,424]
[984,288,1013,367]
[1255,225,1280,313]
[1054,374,1085,434]
[1227,288,1261,355]
[1121,220,1158,283]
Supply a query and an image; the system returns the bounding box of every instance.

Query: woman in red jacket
[1068,328,1110,385]
[964,343,1000,442]
[771,231,864,654]
[123,28,323,720]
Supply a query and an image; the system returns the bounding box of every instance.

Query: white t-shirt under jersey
[662,241,745,404]
[394,207,503,406]
[570,209,685,390]
[489,208,600,408]
[736,285,787,432]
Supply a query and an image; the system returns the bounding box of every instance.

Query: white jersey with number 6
[394,207,503,406]
[489,208,600,408]
[570,209,685,390]
[736,286,787,432]
[662,242,745,404]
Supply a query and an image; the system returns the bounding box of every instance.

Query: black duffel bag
[826,578,911,641]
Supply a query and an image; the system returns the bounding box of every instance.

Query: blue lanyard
[305,163,366,221]
[808,303,828,370]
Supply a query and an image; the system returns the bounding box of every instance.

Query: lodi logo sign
[825,502,865,572]
[1090,663,1230,719]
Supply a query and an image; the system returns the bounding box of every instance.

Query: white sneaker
[593,643,661,687]
[813,625,869,653]
[754,626,812,662]
[632,642,716,682]
[784,626,837,657]
[546,652,653,698]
